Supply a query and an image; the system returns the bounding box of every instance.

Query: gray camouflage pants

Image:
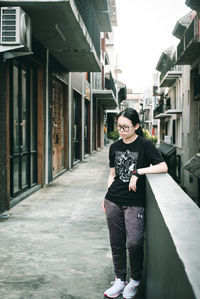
[104,199,145,281]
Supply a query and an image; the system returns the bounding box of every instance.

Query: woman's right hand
[129,175,138,192]
[102,200,106,213]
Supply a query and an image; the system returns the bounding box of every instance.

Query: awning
[157,143,176,157]
[184,153,200,178]
[166,109,182,114]
[155,113,172,119]
[93,90,117,109]
[0,0,101,71]
[160,72,182,88]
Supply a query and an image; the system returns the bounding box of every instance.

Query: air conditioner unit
[152,119,158,126]
[164,135,172,144]
[0,7,31,50]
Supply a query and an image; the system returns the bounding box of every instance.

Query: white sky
[114,0,191,92]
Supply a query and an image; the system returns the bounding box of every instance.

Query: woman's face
[117,116,139,140]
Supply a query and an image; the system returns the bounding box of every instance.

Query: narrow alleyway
[0,146,145,299]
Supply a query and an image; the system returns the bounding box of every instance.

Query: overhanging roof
[166,109,182,114]
[186,0,200,11]
[156,46,175,71]
[0,0,101,72]
[106,109,118,114]
[93,90,117,109]
[184,153,200,178]
[155,113,172,119]
[172,11,194,39]
[157,143,176,157]
[160,71,182,87]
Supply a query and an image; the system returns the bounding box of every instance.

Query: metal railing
[118,87,127,104]
[160,65,183,84]
[105,71,117,98]
[159,57,175,83]
[154,103,164,117]
[177,16,200,60]
[185,18,195,48]
[74,0,100,58]
[177,39,184,59]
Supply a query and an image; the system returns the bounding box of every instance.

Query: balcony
[153,86,165,96]
[105,71,117,98]
[193,73,200,101]
[155,47,183,87]
[160,65,183,87]
[118,86,127,105]
[93,72,117,109]
[145,173,200,299]
[176,16,200,65]
[186,0,200,11]
[154,100,164,118]
[0,0,102,71]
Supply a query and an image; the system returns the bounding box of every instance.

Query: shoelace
[110,280,127,286]
[126,283,138,290]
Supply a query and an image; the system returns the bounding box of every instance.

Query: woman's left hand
[129,175,138,192]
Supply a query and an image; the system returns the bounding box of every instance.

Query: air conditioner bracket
[0,45,33,61]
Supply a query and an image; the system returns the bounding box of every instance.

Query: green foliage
[143,129,158,145]
[150,135,158,145]
[108,128,120,141]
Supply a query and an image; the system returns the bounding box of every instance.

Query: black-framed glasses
[117,125,133,132]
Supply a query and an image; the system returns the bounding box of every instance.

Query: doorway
[84,100,90,156]
[73,91,81,162]
[10,62,37,198]
[52,79,65,176]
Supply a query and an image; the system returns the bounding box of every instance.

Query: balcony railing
[159,58,174,82]
[177,38,184,58]
[154,104,164,117]
[176,16,200,64]
[185,18,195,47]
[74,0,100,58]
[160,65,183,88]
[160,65,182,84]
[145,173,200,299]
[118,87,127,104]
[105,71,117,98]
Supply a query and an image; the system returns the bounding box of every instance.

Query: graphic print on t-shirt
[115,150,139,182]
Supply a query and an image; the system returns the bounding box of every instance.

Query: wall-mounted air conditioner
[0,6,31,51]
[164,135,172,144]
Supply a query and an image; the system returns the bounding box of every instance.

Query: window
[173,119,176,144]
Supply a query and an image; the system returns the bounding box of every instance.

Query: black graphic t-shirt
[105,136,164,207]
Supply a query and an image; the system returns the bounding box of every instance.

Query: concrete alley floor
[0,146,145,299]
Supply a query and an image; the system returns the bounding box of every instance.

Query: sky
[114,0,191,92]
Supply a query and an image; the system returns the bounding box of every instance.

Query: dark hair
[117,108,143,137]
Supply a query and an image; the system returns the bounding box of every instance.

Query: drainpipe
[82,73,85,161]
[45,49,49,185]
[68,72,72,169]
[90,74,93,154]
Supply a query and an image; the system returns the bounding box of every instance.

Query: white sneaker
[104,278,126,298]
[123,278,139,299]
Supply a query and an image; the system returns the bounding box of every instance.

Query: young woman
[103,108,168,299]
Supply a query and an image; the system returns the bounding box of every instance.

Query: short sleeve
[144,139,165,165]
[109,144,115,168]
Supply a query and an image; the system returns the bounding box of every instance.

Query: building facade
[152,7,200,206]
[0,0,123,214]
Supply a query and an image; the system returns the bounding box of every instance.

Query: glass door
[10,62,37,198]
[73,92,81,162]
[84,100,90,156]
